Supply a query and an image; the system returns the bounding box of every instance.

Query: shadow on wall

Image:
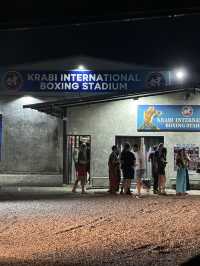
[181,255,200,266]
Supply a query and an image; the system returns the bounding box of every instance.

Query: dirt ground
[0,192,200,266]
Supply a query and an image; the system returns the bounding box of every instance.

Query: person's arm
[139,158,142,168]
[140,152,145,168]
[120,152,124,164]
[73,150,77,163]
[187,154,191,161]
[148,153,152,162]
[176,158,181,167]
[132,153,136,167]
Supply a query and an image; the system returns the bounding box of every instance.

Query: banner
[137,105,200,132]
[0,70,174,93]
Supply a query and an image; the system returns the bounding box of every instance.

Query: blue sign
[0,70,175,93]
[137,105,200,132]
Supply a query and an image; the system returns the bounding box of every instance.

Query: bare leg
[136,177,142,196]
[127,179,132,194]
[72,179,79,192]
[158,175,162,193]
[124,179,127,194]
[124,179,131,194]
[120,179,125,194]
[159,175,167,194]
[162,175,166,193]
[81,176,87,193]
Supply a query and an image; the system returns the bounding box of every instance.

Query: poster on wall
[174,144,199,171]
[137,105,200,132]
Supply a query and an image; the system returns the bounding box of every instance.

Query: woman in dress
[176,149,187,196]
[108,145,121,194]
[182,148,191,192]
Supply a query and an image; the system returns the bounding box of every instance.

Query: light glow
[77,65,85,70]
[175,69,187,81]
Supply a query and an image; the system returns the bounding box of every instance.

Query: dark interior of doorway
[115,136,164,179]
[67,135,91,184]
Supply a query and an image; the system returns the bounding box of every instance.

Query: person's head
[182,148,186,155]
[177,149,183,157]
[123,142,131,151]
[80,143,87,151]
[112,145,118,152]
[153,145,157,151]
[158,143,164,151]
[133,144,139,152]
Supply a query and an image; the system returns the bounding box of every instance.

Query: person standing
[176,149,187,196]
[133,144,146,198]
[86,142,91,184]
[148,145,159,194]
[108,145,121,194]
[72,143,89,194]
[72,147,79,180]
[182,148,191,192]
[157,143,167,195]
[120,142,136,195]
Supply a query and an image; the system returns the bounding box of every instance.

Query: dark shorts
[136,169,145,180]
[122,167,134,179]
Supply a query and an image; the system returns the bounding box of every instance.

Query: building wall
[1,56,199,187]
[0,96,63,186]
[0,55,150,186]
[67,91,200,187]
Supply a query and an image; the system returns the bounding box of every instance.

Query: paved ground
[0,186,200,265]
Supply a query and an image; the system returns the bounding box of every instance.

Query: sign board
[0,70,174,93]
[137,105,200,132]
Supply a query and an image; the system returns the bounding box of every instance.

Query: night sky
[0,14,200,74]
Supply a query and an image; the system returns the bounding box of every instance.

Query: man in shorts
[133,144,145,198]
[120,142,136,195]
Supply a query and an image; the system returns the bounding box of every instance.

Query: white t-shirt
[134,150,145,170]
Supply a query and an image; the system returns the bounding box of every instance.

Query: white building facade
[0,56,200,188]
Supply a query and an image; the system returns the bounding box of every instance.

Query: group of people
[72,141,191,196]
[108,142,191,197]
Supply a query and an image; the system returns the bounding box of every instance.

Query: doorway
[67,135,91,184]
[115,136,164,179]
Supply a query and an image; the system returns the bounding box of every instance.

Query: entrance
[67,135,91,184]
[115,136,164,179]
